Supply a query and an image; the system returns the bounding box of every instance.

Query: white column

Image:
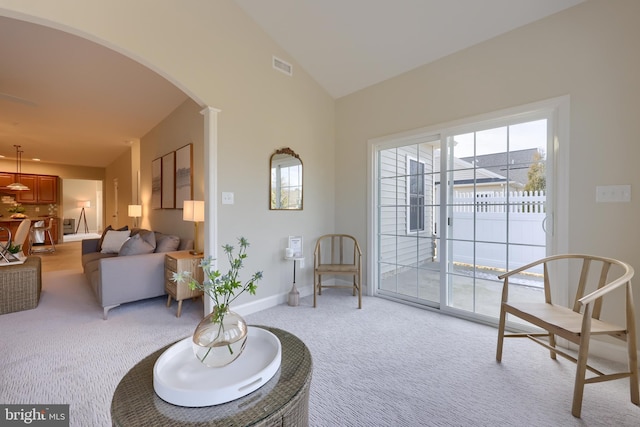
[200,106,221,315]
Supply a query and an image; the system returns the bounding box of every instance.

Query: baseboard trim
[233,284,314,317]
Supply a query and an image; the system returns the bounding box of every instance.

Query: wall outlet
[221,192,234,205]
[299,258,305,269]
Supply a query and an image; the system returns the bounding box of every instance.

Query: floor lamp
[75,201,90,234]
[183,200,204,255]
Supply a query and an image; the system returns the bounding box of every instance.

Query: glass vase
[192,306,248,368]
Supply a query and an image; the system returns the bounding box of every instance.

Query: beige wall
[0,0,336,304]
[336,0,640,342]
[0,158,104,181]
[140,99,204,242]
[62,179,102,233]
[105,149,133,230]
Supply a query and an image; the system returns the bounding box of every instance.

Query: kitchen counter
[0,217,60,253]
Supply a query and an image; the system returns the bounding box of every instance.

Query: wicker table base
[111,326,312,427]
[0,256,42,315]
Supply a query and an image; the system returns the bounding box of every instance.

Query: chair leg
[628,332,640,405]
[48,230,56,252]
[626,284,639,405]
[47,230,56,252]
[572,336,590,418]
[549,333,557,360]
[572,307,594,418]
[313,272,318,308]
[496,304,507,362]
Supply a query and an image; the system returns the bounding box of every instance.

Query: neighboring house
[379,145,539,275]
[460,148,544,190]
[379,144,435,275]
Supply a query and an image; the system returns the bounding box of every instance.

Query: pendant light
[7,145,30,191]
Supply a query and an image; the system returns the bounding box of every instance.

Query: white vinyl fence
[446,191,546,274]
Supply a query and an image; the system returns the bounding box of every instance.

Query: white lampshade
[183,200,205,222]
[128,204,142,218]
[77,200,90,208]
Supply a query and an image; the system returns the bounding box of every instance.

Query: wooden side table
[164,251,204,317]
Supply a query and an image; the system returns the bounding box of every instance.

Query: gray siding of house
[379,144,435,276]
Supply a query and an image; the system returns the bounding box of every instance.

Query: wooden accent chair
[496,254,638,417]
[313,234,362,308]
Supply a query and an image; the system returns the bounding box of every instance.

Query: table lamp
[128,204,142,228]
[183,200,204,255]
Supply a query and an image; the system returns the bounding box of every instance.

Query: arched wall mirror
[270,147,303,210]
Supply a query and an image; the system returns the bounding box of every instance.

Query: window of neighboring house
[407,157,425,233]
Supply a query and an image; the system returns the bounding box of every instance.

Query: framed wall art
[175,144,193,209]
[162,152,175,209]
[288,235,303,258]
[151,157,162,209]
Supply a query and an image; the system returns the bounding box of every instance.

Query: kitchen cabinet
[15,175,37,203]
[0,173,15,188]
[36,175,58,203]
[15,175,58,204]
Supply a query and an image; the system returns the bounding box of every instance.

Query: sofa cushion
[81,251,116,269]
[118,231,156,256]
[97,225,129,252]
[100,230,131,254]
[154,233,180,253]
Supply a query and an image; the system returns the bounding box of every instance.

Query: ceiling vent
[272,56,293,76]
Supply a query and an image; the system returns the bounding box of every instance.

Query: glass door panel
[377,140,440,306]
[443,119,548,320]
[373,113,553,325]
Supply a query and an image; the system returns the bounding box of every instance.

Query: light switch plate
[221,192,234,205]
[596,185,631,203]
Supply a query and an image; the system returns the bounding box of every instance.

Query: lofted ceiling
[0,0,584,168]
[235,0,584,98]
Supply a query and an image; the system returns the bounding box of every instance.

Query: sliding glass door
[441,119,549,320]
[371,100,564,323]
[377,135,441,307]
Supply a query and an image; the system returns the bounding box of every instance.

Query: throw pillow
[118,233,155,256]
[155,233,180,253]
[138,229,157,249]
[97,225,129,252]
[100,230,131,254]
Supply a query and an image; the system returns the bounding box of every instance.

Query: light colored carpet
[1,270,638,426]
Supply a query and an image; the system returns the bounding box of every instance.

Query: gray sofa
[81,228,193,319]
